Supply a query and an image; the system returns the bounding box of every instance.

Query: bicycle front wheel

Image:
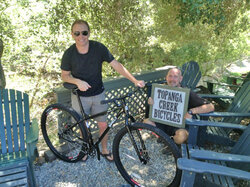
[113,123,181,187]
[41,103,88,162]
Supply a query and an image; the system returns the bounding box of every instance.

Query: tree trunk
[0,39,6,89]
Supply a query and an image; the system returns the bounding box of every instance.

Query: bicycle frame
[65,85,148,162]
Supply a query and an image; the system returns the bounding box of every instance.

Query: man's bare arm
[110,60,145,87]
[190,103,215,114]
[185,103,215,119]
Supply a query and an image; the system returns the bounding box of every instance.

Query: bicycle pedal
[89,150,96,157]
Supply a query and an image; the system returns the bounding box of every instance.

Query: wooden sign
[149,84,190,128]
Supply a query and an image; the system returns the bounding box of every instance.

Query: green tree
[163,0,249,34]
[0,0,248,118]
[151,0,249,74]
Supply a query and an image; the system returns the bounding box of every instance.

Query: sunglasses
[73,31,88,36]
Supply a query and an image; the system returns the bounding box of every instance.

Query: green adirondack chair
[0,89,39,186]
[177,120,250,187]
[181,61,201,90]
[193,80,250,146]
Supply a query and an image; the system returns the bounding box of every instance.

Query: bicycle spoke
[41,104,88,162]
[113,123,181,187]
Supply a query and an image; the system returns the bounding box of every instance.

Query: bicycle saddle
[63,82,78,90]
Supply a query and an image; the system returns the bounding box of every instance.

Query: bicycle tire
[113,122,181,187]
[41,103,89,162]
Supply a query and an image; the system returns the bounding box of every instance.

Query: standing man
[61,20,145,162]
[144,67,214,144]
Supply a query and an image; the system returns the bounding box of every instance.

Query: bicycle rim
[113,123,181,187]
[41,104,88,162]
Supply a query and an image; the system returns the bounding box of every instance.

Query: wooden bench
[0,89,39,187]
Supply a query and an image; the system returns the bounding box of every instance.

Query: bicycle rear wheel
[41,103,88,162]
[113,123,181,187]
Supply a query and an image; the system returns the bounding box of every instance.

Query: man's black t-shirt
[188,91,210,109]
[61,40,114,96]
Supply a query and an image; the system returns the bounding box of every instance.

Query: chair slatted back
[231,125,250,156]
[181,61,201,90]
[241,71,250,86]
[223,81,250,124]
[0,89,30,155]
[229,124,250,171]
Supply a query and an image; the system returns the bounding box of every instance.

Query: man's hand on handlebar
[134,80,145,88]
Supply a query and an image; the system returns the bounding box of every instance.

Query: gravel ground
[34,156,128,187]
[34,125,130,187]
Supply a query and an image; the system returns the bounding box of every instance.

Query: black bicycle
[41,82,181,187]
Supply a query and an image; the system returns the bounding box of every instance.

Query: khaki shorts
[71,91,108,122]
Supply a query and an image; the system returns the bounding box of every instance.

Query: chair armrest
[199,112,250,118]
[26,118,39,144]
[26,118,39,162]
[198,94,234,99]
[177,158,250,181]
[186,119,247,130]
[192,88,200,93]
[189,149,250,163]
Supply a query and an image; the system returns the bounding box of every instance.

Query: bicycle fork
[124,107,149,164]
[126,125,149,164]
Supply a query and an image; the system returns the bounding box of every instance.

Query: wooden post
[0,38,6,89]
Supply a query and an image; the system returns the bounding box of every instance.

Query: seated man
[144,67,214,144]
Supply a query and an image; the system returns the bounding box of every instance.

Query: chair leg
[180,170,196,187]
[28,161,37,187]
